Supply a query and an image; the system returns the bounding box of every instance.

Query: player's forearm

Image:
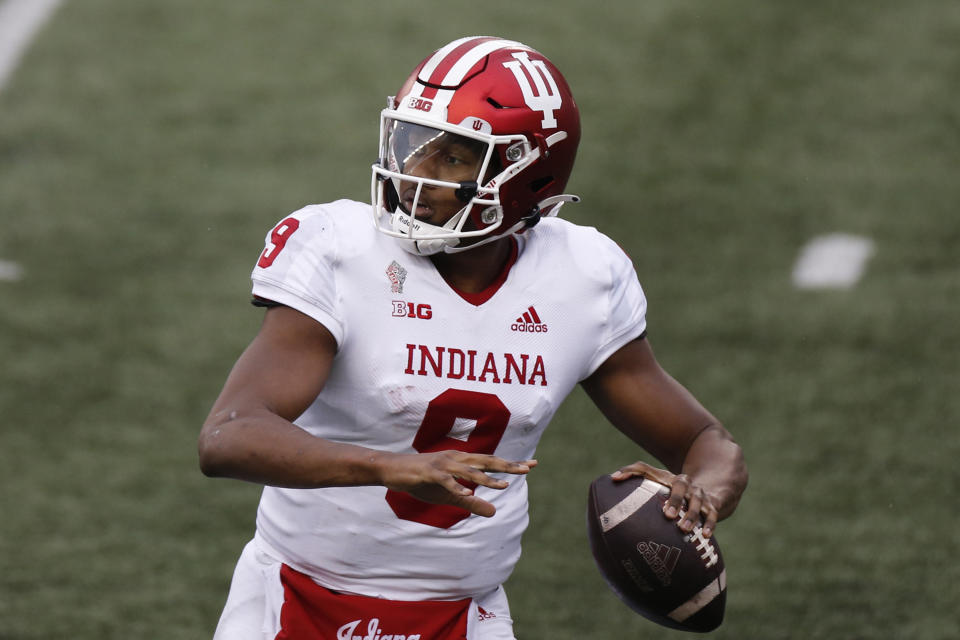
[197,410,387,488]
[681,424,748,521]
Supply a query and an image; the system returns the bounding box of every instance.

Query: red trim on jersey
[275,565,470,640]
[444,237,518,306]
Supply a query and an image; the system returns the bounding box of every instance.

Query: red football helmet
[371,36,581,255]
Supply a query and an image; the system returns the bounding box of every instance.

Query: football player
[199,36,747,640]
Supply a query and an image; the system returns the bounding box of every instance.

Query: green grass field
[1,1,958,638]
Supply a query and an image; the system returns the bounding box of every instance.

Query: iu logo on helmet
[502,51,563,129]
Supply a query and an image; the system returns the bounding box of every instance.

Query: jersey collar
[441,236,519,306]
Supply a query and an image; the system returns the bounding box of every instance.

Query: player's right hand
[376,451,537,517]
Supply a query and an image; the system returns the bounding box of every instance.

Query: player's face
[389,123,486,225]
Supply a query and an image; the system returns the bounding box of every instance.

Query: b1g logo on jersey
[393,301,432,320]
[502,51,562,129]
[511,305,548,333]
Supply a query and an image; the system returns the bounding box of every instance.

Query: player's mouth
[402,189,435,220]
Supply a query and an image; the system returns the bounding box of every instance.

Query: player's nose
[406,155,440,181]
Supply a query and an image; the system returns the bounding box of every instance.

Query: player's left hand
[610,461,721,538]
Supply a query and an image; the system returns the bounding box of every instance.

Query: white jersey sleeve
[582,231,648,376]
[250,204,345,344]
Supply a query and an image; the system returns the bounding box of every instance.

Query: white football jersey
[249,199,647,600]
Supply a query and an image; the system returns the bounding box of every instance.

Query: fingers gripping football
[379,451,536,518]
[611,461,720,537]
[667,474,720,537]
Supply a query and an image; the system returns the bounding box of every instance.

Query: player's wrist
[360,449,404,488]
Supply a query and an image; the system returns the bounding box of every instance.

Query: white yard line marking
[0,259,24,282]
[1,0,64,281]
[792,233,875,289]
[0,0,66,92]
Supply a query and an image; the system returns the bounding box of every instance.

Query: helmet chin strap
[538,193,581,216]
[391,208,465,256]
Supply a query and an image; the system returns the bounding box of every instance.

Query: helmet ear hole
[483,153,504,184]
[529,176,555,194]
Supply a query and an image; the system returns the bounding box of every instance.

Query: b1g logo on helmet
[407,96,433,113]
[502,51,563,129]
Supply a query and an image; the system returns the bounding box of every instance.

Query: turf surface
[1,1,958,637]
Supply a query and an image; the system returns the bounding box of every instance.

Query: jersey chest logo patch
[385,260,408,294]
[511,305,548,333]
[392,301,432,319]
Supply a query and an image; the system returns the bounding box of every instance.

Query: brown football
[587,473,727,632]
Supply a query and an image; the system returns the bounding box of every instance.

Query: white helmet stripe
[438,38,526,86]
[423,38,528,115]
[405,36,493,103]
[416,36,485,85]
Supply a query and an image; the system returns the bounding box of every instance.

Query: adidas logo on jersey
[511,305,548,333]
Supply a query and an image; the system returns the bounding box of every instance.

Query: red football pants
[275,564,472,640]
